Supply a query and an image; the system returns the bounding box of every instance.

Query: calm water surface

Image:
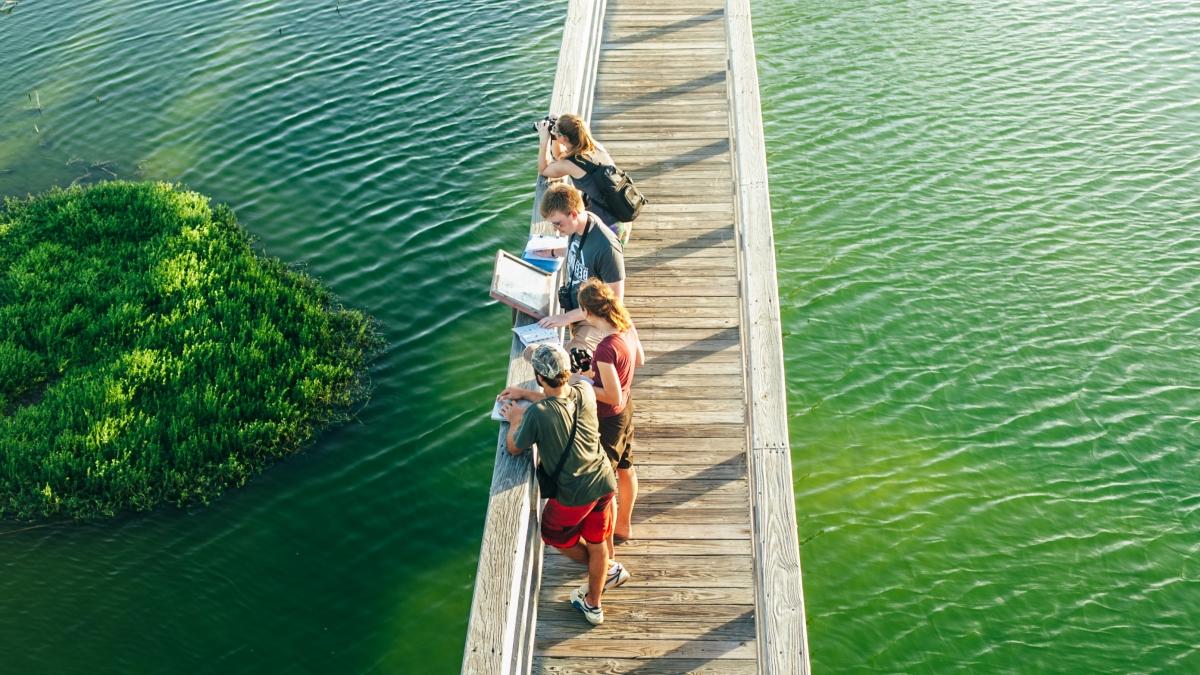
[2,0,1198,673]
[756,1,1200,672]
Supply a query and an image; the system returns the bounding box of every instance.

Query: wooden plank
[640,341,741,356]
[634,436,746,454]
[534,657,757,675]
[632,372,745,388]
[632,508,751,526]
[544,550,748,569]
[540,585,753,605]
[637,410,744,427]
[538,602,754,625]
[602,522,750,538]
[627,229,734,247]
[636,360,743,377]
[625,247,734,261]
[636,398,742,413]
[537,619,754,642]
[537,637,755,660]
[536,658,754,675]
[638,327,741,341]
[630,316,738,329]
[626,280,739,297]
[635,462,746,481]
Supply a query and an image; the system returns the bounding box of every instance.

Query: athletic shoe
[570,586,604,625]
[605,561,631,590]
[576,561,630,601]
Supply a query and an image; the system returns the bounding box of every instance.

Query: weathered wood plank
[543,554,754,584]
[632,462,746,482]
[537,637,755,660]
[536,619,754,643]
[540,585,753,606]
[629,316,738,329]
[533,657,756,675]
[635,399,742,414]
[538,602,755,625]
[631,507,751,526]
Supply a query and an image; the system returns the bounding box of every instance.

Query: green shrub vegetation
[0,181,383,521]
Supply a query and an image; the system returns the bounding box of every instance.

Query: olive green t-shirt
[513,382,616,507]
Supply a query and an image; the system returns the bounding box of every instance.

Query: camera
[557,284,572,310]
[569,347,592,374]
[532,114,559,133]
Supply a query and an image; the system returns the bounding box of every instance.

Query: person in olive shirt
[498,344,630,625]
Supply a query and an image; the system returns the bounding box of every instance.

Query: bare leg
[614,466,638,539]
[556,541,588,565]
[584,539,608,606]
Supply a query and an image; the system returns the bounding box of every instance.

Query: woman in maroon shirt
[577,278,645,541]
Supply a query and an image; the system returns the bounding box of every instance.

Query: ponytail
[577,278,632,332]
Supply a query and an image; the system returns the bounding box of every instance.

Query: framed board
[490,250,555,319]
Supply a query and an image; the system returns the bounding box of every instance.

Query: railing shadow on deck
[622,138,730,181]
[605,8,724,46]
[624,228,734,273]
[625,610,757,674]
[593,71,726,119]
[623,453,746,525]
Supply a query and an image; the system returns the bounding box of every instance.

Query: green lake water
[2,0,1198,672]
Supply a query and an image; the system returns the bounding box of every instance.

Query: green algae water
[755,1,1200,672]
[1,0,1198,672]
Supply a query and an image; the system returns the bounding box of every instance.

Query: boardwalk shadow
[625,138,729,181]
[640,326,740,375]
[630,453,745,525]
[605,8,725,46]
[594,71,726,120]
[625,610,757,674]
[626,227,734,273]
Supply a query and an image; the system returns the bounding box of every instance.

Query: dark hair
[536,370,569,389]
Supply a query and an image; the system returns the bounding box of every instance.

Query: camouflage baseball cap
[529,343,570,380]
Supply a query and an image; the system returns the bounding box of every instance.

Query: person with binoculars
[534,113,629,244]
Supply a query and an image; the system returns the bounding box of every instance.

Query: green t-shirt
[513,382,616,507]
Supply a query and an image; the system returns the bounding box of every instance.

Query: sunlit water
[2,0,1198,672]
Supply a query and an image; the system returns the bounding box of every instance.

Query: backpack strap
[568,154,602,175]
[547,388,583,486]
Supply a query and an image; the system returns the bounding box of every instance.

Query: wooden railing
[726,0,812,671]
[460,2,607,673]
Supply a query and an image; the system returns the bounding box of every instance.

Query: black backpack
[571,156,648,222]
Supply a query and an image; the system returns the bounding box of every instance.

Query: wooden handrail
[726,0,812,672]
[461,2,607,673]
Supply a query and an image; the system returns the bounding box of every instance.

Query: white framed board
[490,250,556,319]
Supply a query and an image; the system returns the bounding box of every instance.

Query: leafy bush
[0,182,383,520]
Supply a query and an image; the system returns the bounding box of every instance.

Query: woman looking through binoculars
[534,113,629,244]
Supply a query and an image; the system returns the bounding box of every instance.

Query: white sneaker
[570,586,604,625]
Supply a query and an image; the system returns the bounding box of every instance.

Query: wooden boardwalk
[464,1,808,673]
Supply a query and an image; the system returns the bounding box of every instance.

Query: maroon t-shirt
[591,329,637,418]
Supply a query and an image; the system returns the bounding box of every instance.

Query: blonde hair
[555,114,599,161]
[540,183,585,218]
[577,278,632,332]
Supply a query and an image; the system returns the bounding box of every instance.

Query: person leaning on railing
[533,183,625,361]
[577,278,644,544]
[498,344,631,625]
[535,113,631,245]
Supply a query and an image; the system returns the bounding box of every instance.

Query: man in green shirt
[498,344,630,625]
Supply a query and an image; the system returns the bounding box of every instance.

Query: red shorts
[541,493,615,549]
